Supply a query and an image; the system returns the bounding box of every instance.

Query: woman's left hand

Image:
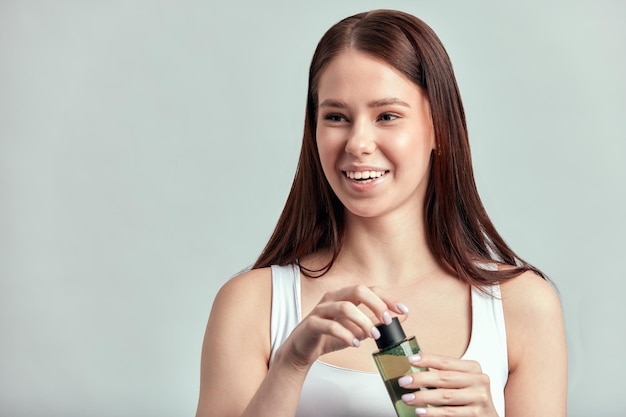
[398,353,499,416]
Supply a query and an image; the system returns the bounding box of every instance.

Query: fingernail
[408,354,421,363]
[382,311,392,325]
[371,326,381,340]
[352,338,360,347]
[401,393,415,403]
[398,376,412,387]
[415,408,427,415]
[397,303,409,314]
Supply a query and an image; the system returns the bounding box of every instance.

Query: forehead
[316,49,421,102]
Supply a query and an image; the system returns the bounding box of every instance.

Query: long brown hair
[253,9,544,286]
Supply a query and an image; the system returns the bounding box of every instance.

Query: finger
[369,286,411,317]
[302,315,361,348]
[324,285,388,324]
[312,300,379,339]
[327,285,408,325]
[401,387,476,407]
[403,368,481,390]
[409,353,483,374]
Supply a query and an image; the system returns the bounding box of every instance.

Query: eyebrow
[318,98,411,109]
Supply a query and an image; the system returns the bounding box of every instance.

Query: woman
[196,9,567,417]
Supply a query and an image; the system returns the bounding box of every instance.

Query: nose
[344,120,376,156]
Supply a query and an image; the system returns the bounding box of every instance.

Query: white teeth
[345,170,385,180]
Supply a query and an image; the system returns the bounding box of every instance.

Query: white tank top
[269,264,508,416]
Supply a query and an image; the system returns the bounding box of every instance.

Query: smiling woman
[316,49,435,220]
[195,9,566,417]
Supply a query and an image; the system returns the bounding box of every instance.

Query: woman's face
[316,49,435,220]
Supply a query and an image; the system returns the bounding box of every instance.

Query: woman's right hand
[277,284,409,369]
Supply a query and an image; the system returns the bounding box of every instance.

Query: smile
[343,170,388,182]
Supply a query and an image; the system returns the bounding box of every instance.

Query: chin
[342,204,387,219]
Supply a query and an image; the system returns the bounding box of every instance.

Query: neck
[335,209,442,286]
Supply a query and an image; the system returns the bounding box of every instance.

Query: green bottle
[372,317,427,417]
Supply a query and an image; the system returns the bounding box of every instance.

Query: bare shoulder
[499,270,562,319]
[213,267,272,310]
[196,268,274,416]
[498,272,567,414]
[499,270,566,372]
[205,267,273,361]
[209,267,273,335]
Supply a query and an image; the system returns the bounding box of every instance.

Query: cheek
[316,129,342,169]
[379,131,424,158]
[378,130,434,176]
[315,140,335,187]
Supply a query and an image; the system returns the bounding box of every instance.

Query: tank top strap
[269,264,301,362]
[463,284,508,416]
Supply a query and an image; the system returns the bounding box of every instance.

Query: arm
[195,269,407,417]
[196,268,313,417]
[395,271,567,416]
[195,268,279,417]
[501,271,568,416]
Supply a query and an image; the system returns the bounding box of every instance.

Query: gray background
[1,0,624,416]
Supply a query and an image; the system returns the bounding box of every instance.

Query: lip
[340,168,389,192]
[341,165,389,173]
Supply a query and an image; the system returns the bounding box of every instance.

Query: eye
[323,113,348,123]
[378,113,399,122]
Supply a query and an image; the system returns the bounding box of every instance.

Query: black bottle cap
[375,316,407,350]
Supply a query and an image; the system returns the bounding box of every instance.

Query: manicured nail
[352,338,360,347]
[371,326,381,340]
[382,311,392,325]
[397,303,409,314]
[408,354,421,363]
[398,376,413,387]
[415,407,427,415]
[401,393,415,403]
